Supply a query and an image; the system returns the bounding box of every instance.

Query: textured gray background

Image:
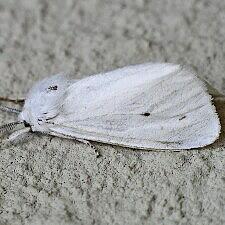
[1,0,225,224]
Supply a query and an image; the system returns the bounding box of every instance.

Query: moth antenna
[0,105,21,114]
[0,97,25,105]
[0,121,24,134]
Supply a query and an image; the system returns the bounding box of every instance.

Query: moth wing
[46,63,220,149]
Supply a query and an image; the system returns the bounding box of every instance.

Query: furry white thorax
[19,74,73,132]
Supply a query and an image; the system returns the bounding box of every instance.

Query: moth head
[18,73,73,132]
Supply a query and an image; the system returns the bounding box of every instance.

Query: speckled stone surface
[1,0,225,224]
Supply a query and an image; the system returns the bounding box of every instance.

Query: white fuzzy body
[19,63,221,150]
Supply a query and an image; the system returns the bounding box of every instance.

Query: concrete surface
[1,0,225,224]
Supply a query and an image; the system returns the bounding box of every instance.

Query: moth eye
[48,85,58,91]
[141,112,150,117]
[24,121,31,127]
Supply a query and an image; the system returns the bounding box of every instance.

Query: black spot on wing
[179,116,186,121]
[141,112,150,117]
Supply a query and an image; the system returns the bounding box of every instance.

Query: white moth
[0,63,222,150]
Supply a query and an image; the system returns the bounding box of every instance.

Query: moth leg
[0,105,21,114]
[6,127,31,142]
[77,138,101,158]
[0,97,24,114]
[0,97,25,105]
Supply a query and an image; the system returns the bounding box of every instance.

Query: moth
[0,63,222,150]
